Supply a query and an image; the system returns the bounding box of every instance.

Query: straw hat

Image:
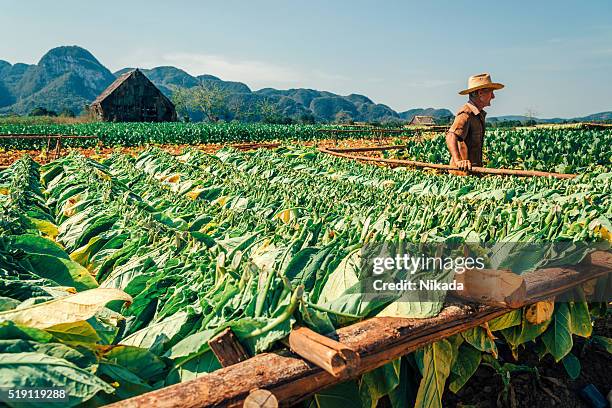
[459,73,504,95]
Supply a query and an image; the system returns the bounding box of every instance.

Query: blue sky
[1,0,611,117]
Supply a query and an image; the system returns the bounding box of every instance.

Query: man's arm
[445,112,471,171]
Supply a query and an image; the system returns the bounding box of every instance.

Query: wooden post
[208,328,249,367]
[54,136,62,160]
[244,389,278,408]
[288,327,360,377]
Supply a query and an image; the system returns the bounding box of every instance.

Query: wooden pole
[208,328,249,367]
[107,254,609,408]
[318,147,578,179]
[328,145,408,153]
[288,327,360,377]
[244,389,278,408]
[451,268,527,308]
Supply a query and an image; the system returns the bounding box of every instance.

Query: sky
[1,0,611,118]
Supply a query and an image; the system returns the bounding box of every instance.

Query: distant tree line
[29,107,76,117]
[170,81,316,125]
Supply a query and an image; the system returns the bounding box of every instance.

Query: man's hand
[457,160,472,171]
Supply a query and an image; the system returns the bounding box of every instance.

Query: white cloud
[121,51,355,91]
[163,52,301,85]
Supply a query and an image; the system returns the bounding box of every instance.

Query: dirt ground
[443,316,611,408]
[0,136,422,167]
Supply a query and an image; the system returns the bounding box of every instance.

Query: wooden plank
[319,147,578,179]
[107,255,609,408]
[208,328,249,367]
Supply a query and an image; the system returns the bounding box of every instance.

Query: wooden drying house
[89,69,177,122]
[408,115,435,126]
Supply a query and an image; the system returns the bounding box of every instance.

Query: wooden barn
[408,115,435,126]
[89,69,177,122]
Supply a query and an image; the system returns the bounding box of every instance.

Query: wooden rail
[0,134,99,161]
[319,147,578,179]
[108,252,610,408]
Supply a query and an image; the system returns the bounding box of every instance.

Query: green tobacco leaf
[166,349,221,384]
[414,339,455,408]
[0,297,20,312]
[23,253,98,290]
[359,359,401,408]
[0,340,97,370]
[163,329,216,360]
[96,362,152,400]
[0,352,113,407]
[569,300,592,338]
[318,249,360,304]
[121,312,191,353]
[103,346,166,381]
[0,322,53,343]
[488,310,521,332]
[501,310,552,348]
[541,303,573,362]
[592,336,612,354]
[561,353,581,380]
[311,380,362,408]
[10,234,69,259]
[449,344,481,393]
[461,326,497,356]
[45,321,101,344]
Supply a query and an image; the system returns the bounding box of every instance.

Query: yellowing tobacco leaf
[212,195,229,207]
[0,186,9,195]
[525,299,555,324]
[62,194,82,217]
[274,208,298,224]
[28,218,59,240]
[589,217,612,243]
[70,236,102,269]
[0,288,132,329]
[185,187,204,200]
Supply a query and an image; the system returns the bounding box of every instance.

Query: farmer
[445,73,504,174]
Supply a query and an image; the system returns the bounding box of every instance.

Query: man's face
[477,89,495,107]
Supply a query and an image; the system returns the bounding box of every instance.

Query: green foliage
[397,127,612,172]
[0,140,609,406]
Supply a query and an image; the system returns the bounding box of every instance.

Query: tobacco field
[0,129,611,406]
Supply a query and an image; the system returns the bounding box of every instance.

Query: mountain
[2,46,608,123]
[0,46,415,122]
[0,46,115,114]
[489,111,612,124]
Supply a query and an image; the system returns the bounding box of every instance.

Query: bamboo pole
[107,253,609,408]
[287,327,360,377]
[318,147,578,179]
